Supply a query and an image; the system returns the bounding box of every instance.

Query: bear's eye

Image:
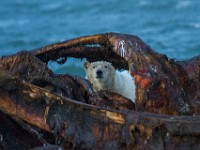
[92,66,95,69]
[105,65,108,69]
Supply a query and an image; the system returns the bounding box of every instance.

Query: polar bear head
[84,61,115,91]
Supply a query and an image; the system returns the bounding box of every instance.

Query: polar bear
[84,61,135,102]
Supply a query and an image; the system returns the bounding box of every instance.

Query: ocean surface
[0,0,200,77]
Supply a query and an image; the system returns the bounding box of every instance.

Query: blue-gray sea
[0,0,200,77]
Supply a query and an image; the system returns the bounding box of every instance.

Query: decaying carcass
[0,32,200,149]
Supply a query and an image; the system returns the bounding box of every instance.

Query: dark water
[0,0,200,76]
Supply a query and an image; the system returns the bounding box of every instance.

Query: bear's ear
[84,61,90,70]
[108,62,115,69]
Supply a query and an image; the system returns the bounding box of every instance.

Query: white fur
[84,61,135,102]
[114,70,136,102]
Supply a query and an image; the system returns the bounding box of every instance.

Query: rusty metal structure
[0,32,200,149]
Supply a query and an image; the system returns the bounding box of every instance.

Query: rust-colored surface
[0,111,43,150]
[32,32,200,115]
[0,32,200,149]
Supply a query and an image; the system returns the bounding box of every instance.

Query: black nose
[96,70,103,76]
